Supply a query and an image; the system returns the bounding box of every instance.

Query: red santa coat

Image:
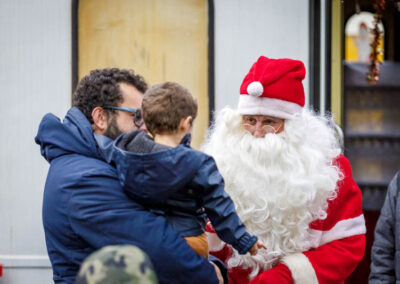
[207,155,366,284]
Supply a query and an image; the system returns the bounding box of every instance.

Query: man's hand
[249,240,267,255]
[210,261,224,284]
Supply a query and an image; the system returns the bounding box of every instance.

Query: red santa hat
[238,56,306,119]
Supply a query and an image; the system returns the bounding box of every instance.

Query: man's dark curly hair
[72,68,148,124]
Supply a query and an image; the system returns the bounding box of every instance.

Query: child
[112,82,266,258]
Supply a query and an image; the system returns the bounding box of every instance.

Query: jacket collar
[180,134,192,147]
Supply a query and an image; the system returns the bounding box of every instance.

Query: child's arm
[191,155,259,255]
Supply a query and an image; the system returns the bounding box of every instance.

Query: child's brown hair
[142,82,198,135]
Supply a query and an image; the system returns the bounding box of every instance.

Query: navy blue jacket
[104,130,257,255]
[35,107,220,284]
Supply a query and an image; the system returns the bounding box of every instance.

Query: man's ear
[91,106,108,134]
[180,116,193,132]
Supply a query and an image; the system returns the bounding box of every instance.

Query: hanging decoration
[367,0,385,84]
[355,0,361,14]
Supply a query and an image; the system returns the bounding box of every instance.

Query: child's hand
[249,240,267,255]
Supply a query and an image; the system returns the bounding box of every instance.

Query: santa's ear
[91,106,108,134]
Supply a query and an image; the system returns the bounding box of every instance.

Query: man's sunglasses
[102,106,144,127]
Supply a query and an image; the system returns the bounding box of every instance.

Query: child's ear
[180,116,193,132]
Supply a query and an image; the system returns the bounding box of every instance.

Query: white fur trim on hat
[247,81,264,97]
[237,94,303,119]
[282,253,319,284]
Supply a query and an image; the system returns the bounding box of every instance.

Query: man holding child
[35,69,223,284]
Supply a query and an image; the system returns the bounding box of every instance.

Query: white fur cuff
[206,232,226,252]
[282,253,318,284]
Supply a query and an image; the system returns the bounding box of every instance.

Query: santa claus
[203,56,366,284]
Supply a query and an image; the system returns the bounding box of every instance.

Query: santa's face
[242,115,285,138]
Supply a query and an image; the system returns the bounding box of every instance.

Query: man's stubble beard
[104,114,124,140]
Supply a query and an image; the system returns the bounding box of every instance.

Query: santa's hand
[249,263,294,284]
[249,240,267,255]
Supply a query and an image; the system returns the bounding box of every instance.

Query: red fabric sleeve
[304,235,365,283]
[304,155,366,283]
[249,264,294,284]
[210,244,231,264]
[310,155,364,230]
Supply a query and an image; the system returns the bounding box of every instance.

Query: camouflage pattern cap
[75,245,158,284]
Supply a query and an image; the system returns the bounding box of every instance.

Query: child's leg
[184,233,209,258]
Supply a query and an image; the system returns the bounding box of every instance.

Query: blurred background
[0,0,399,283]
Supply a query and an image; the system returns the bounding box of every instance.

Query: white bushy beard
[202,107,342,279]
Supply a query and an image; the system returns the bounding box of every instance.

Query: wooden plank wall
[79,0,209,149]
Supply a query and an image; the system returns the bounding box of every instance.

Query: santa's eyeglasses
[242,115,283,134]
[243,123,282,134]
[102,106,144,127]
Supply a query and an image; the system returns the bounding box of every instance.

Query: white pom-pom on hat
[247,81,264,97]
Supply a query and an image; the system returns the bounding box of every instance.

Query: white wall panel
[0,0,71,282]
[214,0,310,111]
